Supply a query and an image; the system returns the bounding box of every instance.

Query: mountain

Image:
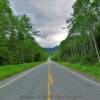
[44,46,59,52]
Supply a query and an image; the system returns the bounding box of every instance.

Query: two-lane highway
[0,61,100,100]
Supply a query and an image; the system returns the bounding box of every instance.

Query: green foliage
[51,50,61,61]
[0,0,47,65]
[0,47,11,64]
[54,0,100,64]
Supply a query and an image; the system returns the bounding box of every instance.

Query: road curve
[0,61,100,100]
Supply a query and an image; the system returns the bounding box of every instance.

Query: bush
[0,47,11,65]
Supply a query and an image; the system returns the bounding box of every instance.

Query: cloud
[9,0,75,48]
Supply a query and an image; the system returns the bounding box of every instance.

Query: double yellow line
[48,65,53,100]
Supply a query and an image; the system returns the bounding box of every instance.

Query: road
[0,61,100,100]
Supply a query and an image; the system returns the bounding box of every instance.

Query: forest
[1,0,100,66]
[0,0,47,65]
[53,0,100,65]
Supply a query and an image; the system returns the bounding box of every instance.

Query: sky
[9,0,75,48]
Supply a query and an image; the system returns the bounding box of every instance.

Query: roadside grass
[0,62,41,80]
[59,62,100,80]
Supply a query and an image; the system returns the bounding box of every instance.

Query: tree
[56,0,100,64]
[0,0,47,65]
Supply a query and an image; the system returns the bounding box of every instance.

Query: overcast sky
[9,0,75,48]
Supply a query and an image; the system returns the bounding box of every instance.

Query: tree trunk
[91,33,100,63]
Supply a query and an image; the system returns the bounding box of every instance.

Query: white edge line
[53,62,100,87]
[0,63,44,89]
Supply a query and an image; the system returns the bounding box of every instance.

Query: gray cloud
[9,0,75,48]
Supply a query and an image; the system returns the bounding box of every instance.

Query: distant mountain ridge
[44,46,59,52]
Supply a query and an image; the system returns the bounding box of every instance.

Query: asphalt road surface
[0,61,100,100]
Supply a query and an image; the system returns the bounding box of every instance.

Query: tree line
[53,0,100,64]
[0,0,47,65]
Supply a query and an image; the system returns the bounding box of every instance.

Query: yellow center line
[50,74,53,86]
[48,65,53,100]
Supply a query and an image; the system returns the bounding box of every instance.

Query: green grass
[0,62,41,80]
[59,62,100,80]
